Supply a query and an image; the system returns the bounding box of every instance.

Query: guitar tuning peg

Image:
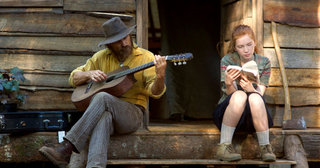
[174,62,177,66]
[183,61,187,65]
[178,62,182,65]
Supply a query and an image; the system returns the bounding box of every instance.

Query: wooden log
[0,49,94,56]
[264,0,320,28]
[22,72,71,88]
[64,0,135,12]
[269,68,320,87]
[0,13,134,35]
[267,105,320,128]
[86,12,134,20]
[265,87,320,106]
[0,126,319,162]
[264,48,320,69]
[19,90,75,110]
[0,0,63,7]
[0,54,90,72]
[264,22,320,49]
[284,135,308,168]
[0,8,63,14]
[0,36,105,52]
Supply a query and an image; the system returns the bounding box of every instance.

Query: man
[39,17,167,168]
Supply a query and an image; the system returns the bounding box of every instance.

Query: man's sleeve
[68,57,97,87]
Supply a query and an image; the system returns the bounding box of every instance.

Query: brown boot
[260,144,276,162]
[39,140,74,168]
[216,143,242,161]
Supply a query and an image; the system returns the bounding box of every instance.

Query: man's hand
[154,55,167,79]
[151,55,167,95]
[73,70,107,86]
[88,70,108,82]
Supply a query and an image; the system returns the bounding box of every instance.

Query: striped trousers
[65,92,143,168]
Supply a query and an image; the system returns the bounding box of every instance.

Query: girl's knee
[230,90,247,104]
[248,93,264,107]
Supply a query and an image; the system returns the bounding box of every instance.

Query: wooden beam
[264,22,320,49]
[0,36,105,52]
[265,87,320,106]
[255,0,263,53]
[19,90,74,110]
[268,105,320,128]
[269,68,320,87]
[22,73,71,88]
[264,0,320,28]
[0,13,135,35]
[0,0,63,7]
[264,48,320,69]
[0,54,90,72]
[136,0,148,49]
[63,0,135,12]
[0,8,63,14]
[0,126,319,162]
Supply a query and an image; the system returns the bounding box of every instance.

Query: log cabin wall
[0,0,136,111]
[221,0,320,128]
[263,0,320,128]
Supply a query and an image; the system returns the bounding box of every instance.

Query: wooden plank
[269,68,320,87]
[107,159,296,165]
[136,0,148,49]
[0,54,90,72]
[19,90,74,110]
[64,0,135,12]
[222,0,243,24]
[264,48,320,68]
[0,8,63,14]
[255,0,263,53]
[22,72,71,88]
[0,0,62,7]
[265,87,320,106]
[264,22,320,49]
[0,125,318,162]
[0,36,105,52]
[264,0,320,28]
[268,105,320,128]
[86,12,134,21]
[0,13,134,35]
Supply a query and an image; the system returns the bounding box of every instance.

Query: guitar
[71,53,193,112]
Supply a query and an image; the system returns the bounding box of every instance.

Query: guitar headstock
[165,53,193,66]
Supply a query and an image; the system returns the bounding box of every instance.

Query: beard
[109,42,133,61]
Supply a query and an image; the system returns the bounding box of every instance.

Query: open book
[226,60,260,83]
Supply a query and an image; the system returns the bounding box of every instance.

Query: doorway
[149,0,221,120]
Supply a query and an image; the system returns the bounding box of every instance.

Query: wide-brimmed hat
[98,17,136,47]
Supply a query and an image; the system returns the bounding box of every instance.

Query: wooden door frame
[136,0,148,49]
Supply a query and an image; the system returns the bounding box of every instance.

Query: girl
[213,25,275,162]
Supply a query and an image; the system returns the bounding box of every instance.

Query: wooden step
[107,159,296,165]
[0,121,319,163]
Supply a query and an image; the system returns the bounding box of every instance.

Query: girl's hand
[239,75,255,92]
[225,69,241,86]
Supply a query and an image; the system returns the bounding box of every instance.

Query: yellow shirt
[69,44,166,110]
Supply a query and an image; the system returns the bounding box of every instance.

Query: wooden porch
[0,121,318,167]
